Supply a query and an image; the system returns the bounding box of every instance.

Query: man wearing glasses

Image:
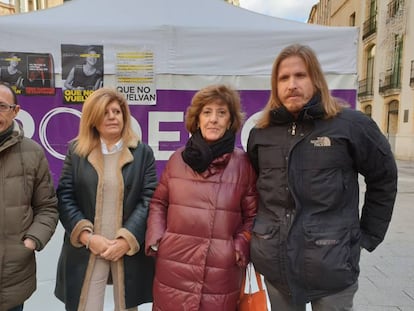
[0,82,58,311]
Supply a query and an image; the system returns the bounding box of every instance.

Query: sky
[239,0,318,23]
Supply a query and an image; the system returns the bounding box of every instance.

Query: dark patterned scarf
[181,129,235,173]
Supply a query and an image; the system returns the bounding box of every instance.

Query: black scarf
[182,129,235,173]
[269,93,324,125]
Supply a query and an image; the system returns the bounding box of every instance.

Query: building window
[388,0,404,19]
[403,109,409,123]
[358,45,375,97]
[410,60,414,87]
[379,36,403,94]
[364,105,372,118]
[366,45,375,93]
[369,0,377,18]
[392,35,403,86]
[387,100,399,134]
[386,100,399,151]
[362,0,377,39]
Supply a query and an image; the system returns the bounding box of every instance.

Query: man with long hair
[247,44,398,310]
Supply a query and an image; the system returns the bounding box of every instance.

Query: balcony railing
[362,16,376,40]
[358,78,374,97]
[410,60,414,87]
[379,71,401,94]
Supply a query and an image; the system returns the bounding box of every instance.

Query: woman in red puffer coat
[146,84,258,311]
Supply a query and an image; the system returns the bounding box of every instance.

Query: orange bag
[238,264,268,311]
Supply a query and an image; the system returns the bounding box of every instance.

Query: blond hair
[73,87,138,156]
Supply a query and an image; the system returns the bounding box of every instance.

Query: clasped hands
[81,231,130,262]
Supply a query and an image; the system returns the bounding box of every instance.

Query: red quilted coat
[146,147,257,311]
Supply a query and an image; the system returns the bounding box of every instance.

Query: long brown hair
[73,87,138,156]
[256,44,342,128]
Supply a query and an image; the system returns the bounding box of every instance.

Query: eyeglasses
[0,102,17,112]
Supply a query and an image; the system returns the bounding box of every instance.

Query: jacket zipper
[291,122,296,136]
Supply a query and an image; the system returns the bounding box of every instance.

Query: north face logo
[310,136,331,147]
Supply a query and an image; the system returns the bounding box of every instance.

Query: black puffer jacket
[247,102,397,303]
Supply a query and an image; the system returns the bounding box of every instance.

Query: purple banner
[17,88,356,186]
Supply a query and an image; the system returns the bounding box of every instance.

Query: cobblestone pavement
[354,160,414,311]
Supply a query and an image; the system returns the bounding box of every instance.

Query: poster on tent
[0,51,55,96]
[61,44,104,104]
[115,50,156,105]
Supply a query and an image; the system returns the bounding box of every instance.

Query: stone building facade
[309,0,414,160]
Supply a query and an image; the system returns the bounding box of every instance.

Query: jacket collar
[269,94,325,125]
[88,139,137,178]
[0,120,23,152]
[100,138,123,155]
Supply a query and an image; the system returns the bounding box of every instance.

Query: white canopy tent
[1,0,358,79]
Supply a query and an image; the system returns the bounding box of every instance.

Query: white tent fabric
[1,0,358,76]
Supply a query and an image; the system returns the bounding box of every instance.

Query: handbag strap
[239,264,264,300]
[255,270,264,291]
